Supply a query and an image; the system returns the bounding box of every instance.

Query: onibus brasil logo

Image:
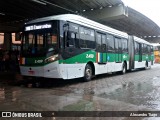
[1,112,42,118]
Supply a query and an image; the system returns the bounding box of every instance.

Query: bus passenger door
[62,22,80,79]
[96,33,107,64]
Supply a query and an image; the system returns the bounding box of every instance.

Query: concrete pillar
[84,4,128,21]
[3,33,12,50]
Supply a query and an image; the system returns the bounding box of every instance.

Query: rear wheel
[121,63,127,74]
[84,64,92,82]
[144,62,148,70]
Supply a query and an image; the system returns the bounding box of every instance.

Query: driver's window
[47,33,58,52]
[37,34,43,51]
[67,23,79,47]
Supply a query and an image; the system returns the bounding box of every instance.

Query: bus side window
[122,39,128,53]
[134,42,139,54]
[79,27,95,49]
[96,33,107,52]
[107,34,115,53]
[115,38,118,52]
[96,33,101,51]
[143,44,147,54]
[151,46,153,53]
[79,27,85,48]
[147,45,151,54]
[102,35,106,52]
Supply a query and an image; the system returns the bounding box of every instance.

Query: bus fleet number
[86,54,94,58]
[35,60,43,63]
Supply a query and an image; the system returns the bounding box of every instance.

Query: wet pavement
[1,64,160,120]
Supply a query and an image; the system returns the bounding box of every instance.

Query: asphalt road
[1,64,160,120]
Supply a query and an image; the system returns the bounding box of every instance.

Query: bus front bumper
[20,61,62,78]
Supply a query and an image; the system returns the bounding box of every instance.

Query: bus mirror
[67,31,77,40]
[67,31,71,40]
[18,32,23,40]
[63,23,69,28]
[15,32,23,41]
[19,33,22,40]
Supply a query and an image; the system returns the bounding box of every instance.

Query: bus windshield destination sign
[25,24,52,31]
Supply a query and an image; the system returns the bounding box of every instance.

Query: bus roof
[150,43,160,46]
[26,14,128,38]
[133,36,151,45]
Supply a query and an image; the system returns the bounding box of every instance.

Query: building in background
[0,33,21,50]
[0,33,4,49]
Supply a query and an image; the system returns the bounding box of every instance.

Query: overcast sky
[122,0,160,27]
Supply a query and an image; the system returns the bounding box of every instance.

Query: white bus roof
[133,36,151,45]
[26,14,128,38]
[150,43,160,46]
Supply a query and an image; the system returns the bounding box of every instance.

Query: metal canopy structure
[0,0,160,41]
[101,7,160,41]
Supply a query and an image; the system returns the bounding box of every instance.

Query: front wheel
[121,63,127,74]
[84,64,92,82]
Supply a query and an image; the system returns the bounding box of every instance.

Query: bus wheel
[121,63,126,74]
[84,64,92,82]
[144,62,148,70]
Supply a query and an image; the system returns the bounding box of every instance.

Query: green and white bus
[20,14,153,81]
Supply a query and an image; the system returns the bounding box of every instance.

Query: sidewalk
[0,71,23,85]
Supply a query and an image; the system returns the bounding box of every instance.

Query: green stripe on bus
[59,50,96,64]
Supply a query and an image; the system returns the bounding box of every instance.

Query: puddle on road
[0,87,5,101]
[1,75,160,112]
[0,85,21,102]
[98,76,160,110]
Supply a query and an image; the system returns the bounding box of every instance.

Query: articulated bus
[19,14,153,81]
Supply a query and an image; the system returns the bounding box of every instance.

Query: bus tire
[84,64,92,82]
[121,63,127,74]
[144,62,148,70]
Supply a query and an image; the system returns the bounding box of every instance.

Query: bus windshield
[21,31,58,57]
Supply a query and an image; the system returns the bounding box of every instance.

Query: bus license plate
[28,70,35,75]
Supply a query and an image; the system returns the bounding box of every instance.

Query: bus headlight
[45,54,58,63]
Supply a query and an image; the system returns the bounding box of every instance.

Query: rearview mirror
[67,31,71,40]
[15,32,23,41]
